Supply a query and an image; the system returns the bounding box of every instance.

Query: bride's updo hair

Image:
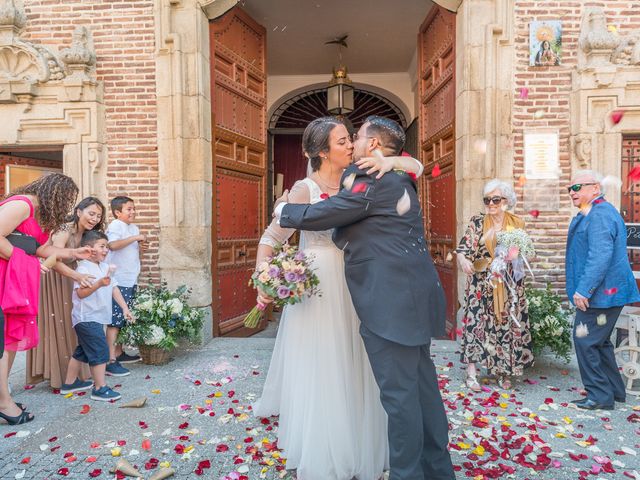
[302,116,344,172]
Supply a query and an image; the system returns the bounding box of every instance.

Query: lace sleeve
[259,180,311,248]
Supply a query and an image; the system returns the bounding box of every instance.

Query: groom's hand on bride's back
[273,189,290,217]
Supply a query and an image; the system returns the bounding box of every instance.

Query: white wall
[267,72,416,125]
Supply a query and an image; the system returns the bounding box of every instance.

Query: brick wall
[23,0,159,283]
[513,0,640,293]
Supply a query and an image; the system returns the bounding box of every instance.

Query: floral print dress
[456,214,534,377]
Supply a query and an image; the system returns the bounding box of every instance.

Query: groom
[273,116,454,480]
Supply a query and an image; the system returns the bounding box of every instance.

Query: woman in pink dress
[0,173,91,425]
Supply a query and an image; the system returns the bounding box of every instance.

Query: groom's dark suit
[279,164,454,480]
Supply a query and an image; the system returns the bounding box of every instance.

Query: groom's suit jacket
[280,163,446,346]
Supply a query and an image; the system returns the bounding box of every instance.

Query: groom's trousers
[360,324,454,480]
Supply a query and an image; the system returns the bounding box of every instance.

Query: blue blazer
[565,197,640,308]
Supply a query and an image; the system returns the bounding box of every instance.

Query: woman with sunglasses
[454,179,534,392]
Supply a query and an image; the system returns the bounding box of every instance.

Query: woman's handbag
[7,230,40,256]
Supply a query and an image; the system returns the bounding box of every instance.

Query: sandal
[498,376,512,389]
[465,374,482,392]
[0,409,34,425]
[15,402,26,411]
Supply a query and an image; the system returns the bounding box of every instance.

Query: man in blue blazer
[565,170,640,410]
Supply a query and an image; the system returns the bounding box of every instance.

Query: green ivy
[525,284,573,363]
[117,282,205,351]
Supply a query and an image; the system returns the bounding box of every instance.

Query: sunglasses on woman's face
[566,183,596,193]
[483,196,506,206]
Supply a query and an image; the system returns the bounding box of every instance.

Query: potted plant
[525,284,573,362]
[117,283,204,365]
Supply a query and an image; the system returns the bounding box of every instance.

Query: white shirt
[72,260,117,327]
[106,219,140,287]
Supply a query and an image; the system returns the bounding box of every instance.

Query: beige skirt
[26,270,89,388]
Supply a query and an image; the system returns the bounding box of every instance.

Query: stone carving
[60,26,96,68]
[0,0,26,29]
[578,8,619,67]
[573,134,592,168]
[611,31,640,66]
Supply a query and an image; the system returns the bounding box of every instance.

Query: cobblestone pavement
[1,333,639,479]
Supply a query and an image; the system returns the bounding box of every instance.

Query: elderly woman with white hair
[454,179,534,391]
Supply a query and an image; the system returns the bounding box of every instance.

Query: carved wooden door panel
[419,5,457,336]
[621,136,640,295]
[210,8,267,336]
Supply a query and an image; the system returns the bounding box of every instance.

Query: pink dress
[0,196,49,351]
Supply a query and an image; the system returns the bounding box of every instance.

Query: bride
[252,116,424,480]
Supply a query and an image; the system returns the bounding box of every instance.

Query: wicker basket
[139,345,171,365]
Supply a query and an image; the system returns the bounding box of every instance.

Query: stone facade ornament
[573,134,592,168]
[578,8,619,68]
[60,26,96,82]
[611,31,640,65]
[0,0,26,30]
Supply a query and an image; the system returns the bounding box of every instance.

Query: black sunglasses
[567,183,596,193]
[483,196,506,206]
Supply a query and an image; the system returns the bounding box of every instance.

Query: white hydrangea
[145,325,166,345]
[168,298,183,315]
[137,297,154,312]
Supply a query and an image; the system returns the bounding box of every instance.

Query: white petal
[396,189,411,216]
[596,314,607,326]
[342,173,356,190]
[15,470,25,479]
[575,323,589,338]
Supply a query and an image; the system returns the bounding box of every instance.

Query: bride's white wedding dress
[253,177,389,480]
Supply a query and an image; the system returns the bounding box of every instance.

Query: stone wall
[21,0,160,283]
[513,0,640,291]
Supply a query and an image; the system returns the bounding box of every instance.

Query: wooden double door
[210,8,268,336]
[419,5,457,336]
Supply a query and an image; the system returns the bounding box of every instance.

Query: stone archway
[0,2,105,200]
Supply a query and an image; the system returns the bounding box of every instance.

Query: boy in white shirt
[105,196,145,376]
[62,231,133,401]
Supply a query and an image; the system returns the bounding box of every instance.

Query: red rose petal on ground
[216,444,229,452]
[86,456,97,463]
[89,469,102,478]
[178,422,189,429]
[174,444,185,454]
[141,439,151,451]
[57,467,69,476]
[351,183,367,193]
[4,431,16,438]
[431,164,441,178]
[611,110,624,125]
[90,442,100,449]
[198,460,211,469]
[117,440,127,446]
[24,384,35,390]
[20,457,30,464]
[80,404,91,414]
[49,436,58,442]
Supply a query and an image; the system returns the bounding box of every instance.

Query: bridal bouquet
[244,243,321,328]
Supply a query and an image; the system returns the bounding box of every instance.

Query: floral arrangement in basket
[117,283,204,351]
[525,284,572,362]
[244,243,321,328]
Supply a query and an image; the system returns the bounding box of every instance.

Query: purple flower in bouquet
[294,251,306,261]
[284,271,297,282]
[277,286,291,299]
[297,273,307,282]
[268,266,280,278]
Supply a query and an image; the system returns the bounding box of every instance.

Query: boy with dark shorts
[106,196,145,375]
[62,231,133,401]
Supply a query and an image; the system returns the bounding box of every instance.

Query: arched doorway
[268,88,407,199]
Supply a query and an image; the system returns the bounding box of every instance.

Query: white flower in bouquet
[168,298,183,315]
[137,297,154,312]
[145,325,166,345]
[496,228,535,259]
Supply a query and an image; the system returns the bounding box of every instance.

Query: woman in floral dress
[454,179,534,391]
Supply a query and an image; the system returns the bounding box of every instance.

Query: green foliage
[526,284,573,362]
[117,283,205,351]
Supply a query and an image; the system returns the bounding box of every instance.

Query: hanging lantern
[327,65,354,115]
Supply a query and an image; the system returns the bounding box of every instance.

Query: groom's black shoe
[615,396,626,403]
[574,398,614,410]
